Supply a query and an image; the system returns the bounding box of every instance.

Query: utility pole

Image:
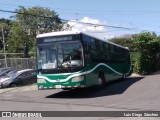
[1,27,7,67]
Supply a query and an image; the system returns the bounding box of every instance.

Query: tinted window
[82,35,91,53]
[30,71,37,75]
[99,41,103,51]
[91,38,96,50]
[82,35,91,43]
[110,45,114,53]
[19,72,28,78]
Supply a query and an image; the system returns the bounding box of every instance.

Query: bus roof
[36,31,129,50]
[36,31,81,38]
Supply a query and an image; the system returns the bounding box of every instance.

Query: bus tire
[62,88,70,90]
[123,73,126,80]
[97,72,105,88]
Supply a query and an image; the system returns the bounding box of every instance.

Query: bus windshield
[37,42,83,69]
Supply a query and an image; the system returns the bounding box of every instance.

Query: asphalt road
[0,73,160,120]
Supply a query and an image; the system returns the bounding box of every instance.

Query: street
[0,73,160,120]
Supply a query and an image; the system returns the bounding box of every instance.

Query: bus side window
[126,50,131,63]
[91,38,96,50]
[84,42,89,53]
[122,49,128,63]
[105,43,108,52]
[103,42,106,51]
[95,40,99,50]
[110,45,114,62]
[108,44,111,52]
[83,35,91,53]
[110,45,114,53]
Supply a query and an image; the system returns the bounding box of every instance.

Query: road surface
[0,73,160,120]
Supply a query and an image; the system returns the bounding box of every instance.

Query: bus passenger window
[91,38,96,50]
[110,45,114,53]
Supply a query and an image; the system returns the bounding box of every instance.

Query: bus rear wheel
[97,72,105,88]
[123,73,126,80]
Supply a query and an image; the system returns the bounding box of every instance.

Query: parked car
[0,67,12,73]
[0,69,37,88]
[0,68,8,73]
[0,69,18,80]
[0,68,15,77]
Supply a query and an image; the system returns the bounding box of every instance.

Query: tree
[134,32,160,74]
[7,22,31,57]
[8,6,66,57]
[109,34,137,52]
[0,18,11,49]
[110,32,160,74]
[14,6,64,38]
[0,18,12,59]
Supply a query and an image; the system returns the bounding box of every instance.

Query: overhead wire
[0,9,135,30]
[0,8,160,34]
[1,3,160,16]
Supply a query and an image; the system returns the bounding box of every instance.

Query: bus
[36,31,132,90]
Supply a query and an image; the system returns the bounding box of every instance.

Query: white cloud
[66,17,115,40]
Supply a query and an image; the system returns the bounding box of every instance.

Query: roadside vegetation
[0,6,160,75]
[110,32,160,75]
[0,6,66,58]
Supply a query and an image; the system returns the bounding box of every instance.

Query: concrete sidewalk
[131,73,143,77]
[0,84,37,94]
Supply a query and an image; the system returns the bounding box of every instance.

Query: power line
[0,9,135,30]
[0,4,159,31]
[0,3,160,32]
[67,20,136,30]
[56,11,160,16]
[1,3,160,16]
[0,8,160,33]
[0,9,55,19]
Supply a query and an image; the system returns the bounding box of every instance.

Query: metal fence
[0,58,36,69]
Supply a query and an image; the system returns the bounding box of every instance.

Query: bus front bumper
[37,76,86,90]
[38,84,86,90]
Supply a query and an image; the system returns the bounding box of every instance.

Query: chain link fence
[0,57,36,69]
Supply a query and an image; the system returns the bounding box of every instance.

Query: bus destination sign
[44,36,72,43]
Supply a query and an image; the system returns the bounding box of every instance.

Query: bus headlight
[37,78,46,83]
[72,76,84,82]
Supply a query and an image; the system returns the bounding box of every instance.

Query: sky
[1,0,160,39]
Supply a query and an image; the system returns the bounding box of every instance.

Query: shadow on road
[46,76,144,99]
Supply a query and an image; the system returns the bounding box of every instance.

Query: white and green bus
[36,31,132,90]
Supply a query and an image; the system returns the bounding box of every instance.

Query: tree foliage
[14,6,64,37]
[6,22,31,57]
[0,18,11,50]
[134,32,160,74]
[110,32,160,75]
[109,34,137,52]
[6,6,65,57]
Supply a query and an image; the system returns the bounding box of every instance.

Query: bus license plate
[55,85,62,88]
